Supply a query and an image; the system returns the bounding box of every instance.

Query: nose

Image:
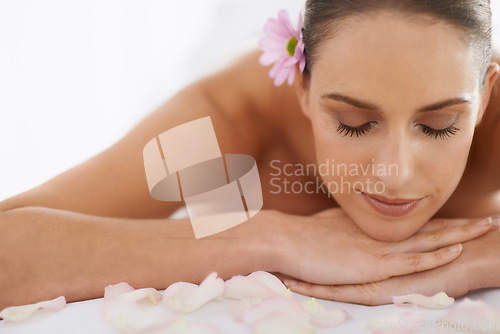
[373,135,414,190]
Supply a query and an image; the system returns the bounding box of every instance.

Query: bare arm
[0,207,278,309]
[0,50,280,308]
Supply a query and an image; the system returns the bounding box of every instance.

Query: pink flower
[259,10,306,87]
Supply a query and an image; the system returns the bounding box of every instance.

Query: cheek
[419,121,476,192]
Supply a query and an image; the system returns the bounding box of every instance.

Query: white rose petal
[225,271,291,300]
[0,296,66,322]
[393,292,454,309]
[301,298,349,328]
[163,272,225,313]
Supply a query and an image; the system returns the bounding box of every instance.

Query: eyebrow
[321,93,472,113]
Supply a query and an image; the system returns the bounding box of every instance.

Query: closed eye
[336,122,375,137]
[419,124,459,139]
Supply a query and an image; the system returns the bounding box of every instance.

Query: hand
[273,209,494,286]
[277,216,499,305]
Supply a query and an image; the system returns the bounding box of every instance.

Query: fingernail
[475,217,492,226]
[492,217,500,227]
[284,279,297,287]
[449,244,463,253]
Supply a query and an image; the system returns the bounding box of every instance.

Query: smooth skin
[0,10,499,308]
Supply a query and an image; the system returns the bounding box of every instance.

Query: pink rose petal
[104,282,162,305]
[300,298,350,328]
[163,272,225,313]
[393,292,454,309]
[224,271,291,300]
[238,296,310,327]
[101,301,171,333]
[0,296,66,322]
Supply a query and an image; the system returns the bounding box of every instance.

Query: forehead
[311,11,478,104]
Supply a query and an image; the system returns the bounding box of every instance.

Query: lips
[362,192,422,217]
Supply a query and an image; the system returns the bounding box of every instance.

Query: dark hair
[302,0,493,88]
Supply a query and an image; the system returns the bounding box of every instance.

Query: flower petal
[104,282,163,305]
[225,271,291,300]
[287,69,296,86]
[0,296,66,322]
[277,9,295,37]
[259,49,286,67]
[104,282,135,299]
[296,11,304,34]
[301,298,350,328]
[393,292,454,309]
[238,296,310,327]
[259,9,306,86]
[101,301,170,333]
[163,272,225,313]
[274,65,294,87]
[264,17,290,40]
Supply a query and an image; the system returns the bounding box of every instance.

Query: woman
[0,0,499,308]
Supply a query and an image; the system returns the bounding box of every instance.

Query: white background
[1,0,499,202]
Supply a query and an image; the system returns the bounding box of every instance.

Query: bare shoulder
[0,50,294,218]
[198,50,300,151]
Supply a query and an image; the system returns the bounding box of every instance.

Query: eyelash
[419,125,459,139]
[337,122,374,137]
[336,122,460,139]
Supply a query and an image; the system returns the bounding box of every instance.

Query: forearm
[466,220,500,292]
[0,207,277,309]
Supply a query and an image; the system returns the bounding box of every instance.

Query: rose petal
[0,296,66,322]
[238,296,310,327]
[301,298,350,328]
[101,301,171,333]
[393,292,454,309]
[163,272,225,313]
[225,271,291,300]
[104,282,135,298]
[104,282,162,305]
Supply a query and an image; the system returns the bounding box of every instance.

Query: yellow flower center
[287,36,298,57]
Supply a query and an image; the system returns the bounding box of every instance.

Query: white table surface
[1,288,499,333]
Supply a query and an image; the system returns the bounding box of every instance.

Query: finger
[418,217,499,233]
[397,217,493,253]
[377,243,463,279]
[417,218,471,233]
[283,279,392,306]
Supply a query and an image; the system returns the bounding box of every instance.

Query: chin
[356,218,422,242]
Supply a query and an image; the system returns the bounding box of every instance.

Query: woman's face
[298,11,499,241]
